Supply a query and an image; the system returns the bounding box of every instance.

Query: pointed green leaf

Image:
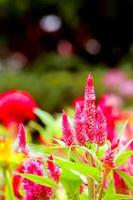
[19,173,57,189]
[5,170,15,200]
[55,157,101,182]
[104,194,133,200]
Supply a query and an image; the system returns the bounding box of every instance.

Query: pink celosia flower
[47,155,61,182]
[18,123,29,154]
[22,159,53,200]
[83,74,96,143]
[62,111,74,146]
[95,106,107,145]
[0,90,37,127]
[74,100,87,145]
[62,73,108,146]
[101,147,115,168]
[101,141,119,168]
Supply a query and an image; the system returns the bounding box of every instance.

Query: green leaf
[34,108,54,125]
[19,173,57,189]
[5,170,15,200]
[114,169,133,194]
[55,157,101,182]
[115,150,133,165]
[104,194,133,200]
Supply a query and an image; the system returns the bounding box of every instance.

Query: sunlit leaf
[19,173,57,189]
[104,194,133,200]
[5,170,15,200]
[55,157,101,182]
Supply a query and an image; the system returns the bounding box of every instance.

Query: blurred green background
[0,0,133,112]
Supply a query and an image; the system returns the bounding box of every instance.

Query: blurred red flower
[0,90,37,127]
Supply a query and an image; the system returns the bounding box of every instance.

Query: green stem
[97,167,110,200]
[87,152,95,200]
[4,169,15,200]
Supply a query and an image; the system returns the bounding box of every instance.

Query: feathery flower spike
[84,73,96,142]
[18,123,29,154]
[62,111,74,146]
[95,106,107,145]
[47,155,61,182]
[74,100,87,145]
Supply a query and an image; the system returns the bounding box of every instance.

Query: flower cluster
[62,73,108,146]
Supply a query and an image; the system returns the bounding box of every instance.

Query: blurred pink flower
[104,70,127,88]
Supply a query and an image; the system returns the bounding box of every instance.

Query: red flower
[0,90,37,126]
[62,111,75,146]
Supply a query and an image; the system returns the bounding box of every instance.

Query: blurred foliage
[31,53,87,72]
[0,68,106,113]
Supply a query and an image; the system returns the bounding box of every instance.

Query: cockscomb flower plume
[74,100,87,145]
[62,73,108,146]
[62,111,74,146]
[22,159,53,200]
[18,123,29,155]
[95,106,107,145]
[47,155,61,182]
[84,74,96,143]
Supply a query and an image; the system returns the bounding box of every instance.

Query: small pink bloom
[18,123,29,154]
[101,141,119,168]
[62,111,74,146]
[47,155,61,182]
[101,147,115,168]
[84,74,96,142]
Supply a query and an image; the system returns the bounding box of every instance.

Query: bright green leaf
[19,173,57,189]
[5,170,15,200]
[55,157,101,182]
[104,194,133,200]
